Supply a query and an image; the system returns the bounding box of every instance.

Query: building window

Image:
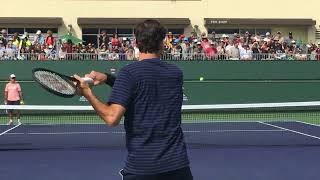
[1,27,59,41]
[82,27,135,46]
[167,28,184,36]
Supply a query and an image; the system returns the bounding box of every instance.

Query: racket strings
[34,71,76,95]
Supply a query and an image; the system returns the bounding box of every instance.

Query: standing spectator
[111,33,120,49]
[99,30,109,48]
[209,31,216,43]
[19,33,32,50]
[45,30,55,47]
[275,31,284,44]
[12,33,21,50]
[253,32,262,42]
[243,31,251,44]
[0,29,9,46]
[4,74,23,125]
[285,32,294,45]
[164,32,174,50]
[181,37,190,60]
[201,36,214,59]
[34,30,45,45]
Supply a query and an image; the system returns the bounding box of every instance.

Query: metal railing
[0,51,319,61]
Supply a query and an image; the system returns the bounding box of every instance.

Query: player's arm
[73,75,124,127]
[17,84,24,103]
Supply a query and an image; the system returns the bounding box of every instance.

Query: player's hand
[84,71,107,86]
[73,74,92,97]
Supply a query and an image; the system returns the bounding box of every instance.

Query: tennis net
[1,101,320,150]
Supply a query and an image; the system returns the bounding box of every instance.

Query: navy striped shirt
[108,58,189,175]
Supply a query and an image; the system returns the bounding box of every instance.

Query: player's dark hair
[135,19,166,54]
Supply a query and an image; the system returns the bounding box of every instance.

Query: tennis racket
[32,68,93,98]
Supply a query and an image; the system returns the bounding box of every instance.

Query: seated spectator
[240,44,253,60]
[6,42,16,60]
[134,45,140,59]
[316,43,320,60]
[108,49,120,60]
[45,45,57,60]
[0,40,5,59]
[59,46,67,60]
[126,48,135,60]
[227,41,240,60]
[45,30,55,47]
[34,30,45,45]
[251,42,260,60]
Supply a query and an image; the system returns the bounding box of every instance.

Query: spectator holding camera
[34,30,45,45]
[99,30,109,48]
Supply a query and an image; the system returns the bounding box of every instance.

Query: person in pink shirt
[4,74,23,125]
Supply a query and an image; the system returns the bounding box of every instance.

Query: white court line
[4,129,285,135]
[295,121,320,127]
[0,124,22,136]
[21,121,275,126]
[259,122,320,140]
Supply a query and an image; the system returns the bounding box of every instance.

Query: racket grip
[82,77,94,86]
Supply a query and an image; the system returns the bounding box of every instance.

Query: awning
[0,17,63,26]
[204,18,316,26]
[78,18,190,26]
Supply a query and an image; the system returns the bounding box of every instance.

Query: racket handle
[82,77,94,86]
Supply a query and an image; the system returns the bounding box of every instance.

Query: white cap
[263,38,270,42]
[10,74,16,78]
[36,30,42,35]
[222,34,228,38]
[48,45,53,49]
[266,32,271,36]
[196,42,201,45]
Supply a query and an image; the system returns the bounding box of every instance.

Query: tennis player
[4,74,23,125]
[74,19,193,180]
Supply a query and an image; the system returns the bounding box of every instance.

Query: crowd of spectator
[1,28,320,61]
[0,29,56,60]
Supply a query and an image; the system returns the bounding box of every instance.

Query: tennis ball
[199,77,204,81]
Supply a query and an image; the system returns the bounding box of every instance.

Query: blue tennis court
[1,119,320,180]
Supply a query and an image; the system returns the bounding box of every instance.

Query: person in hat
[4,74,24,125]
[285,32,294,45]
[165,32,174,50]
[34,30,45,45]
[19,32,32,50]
